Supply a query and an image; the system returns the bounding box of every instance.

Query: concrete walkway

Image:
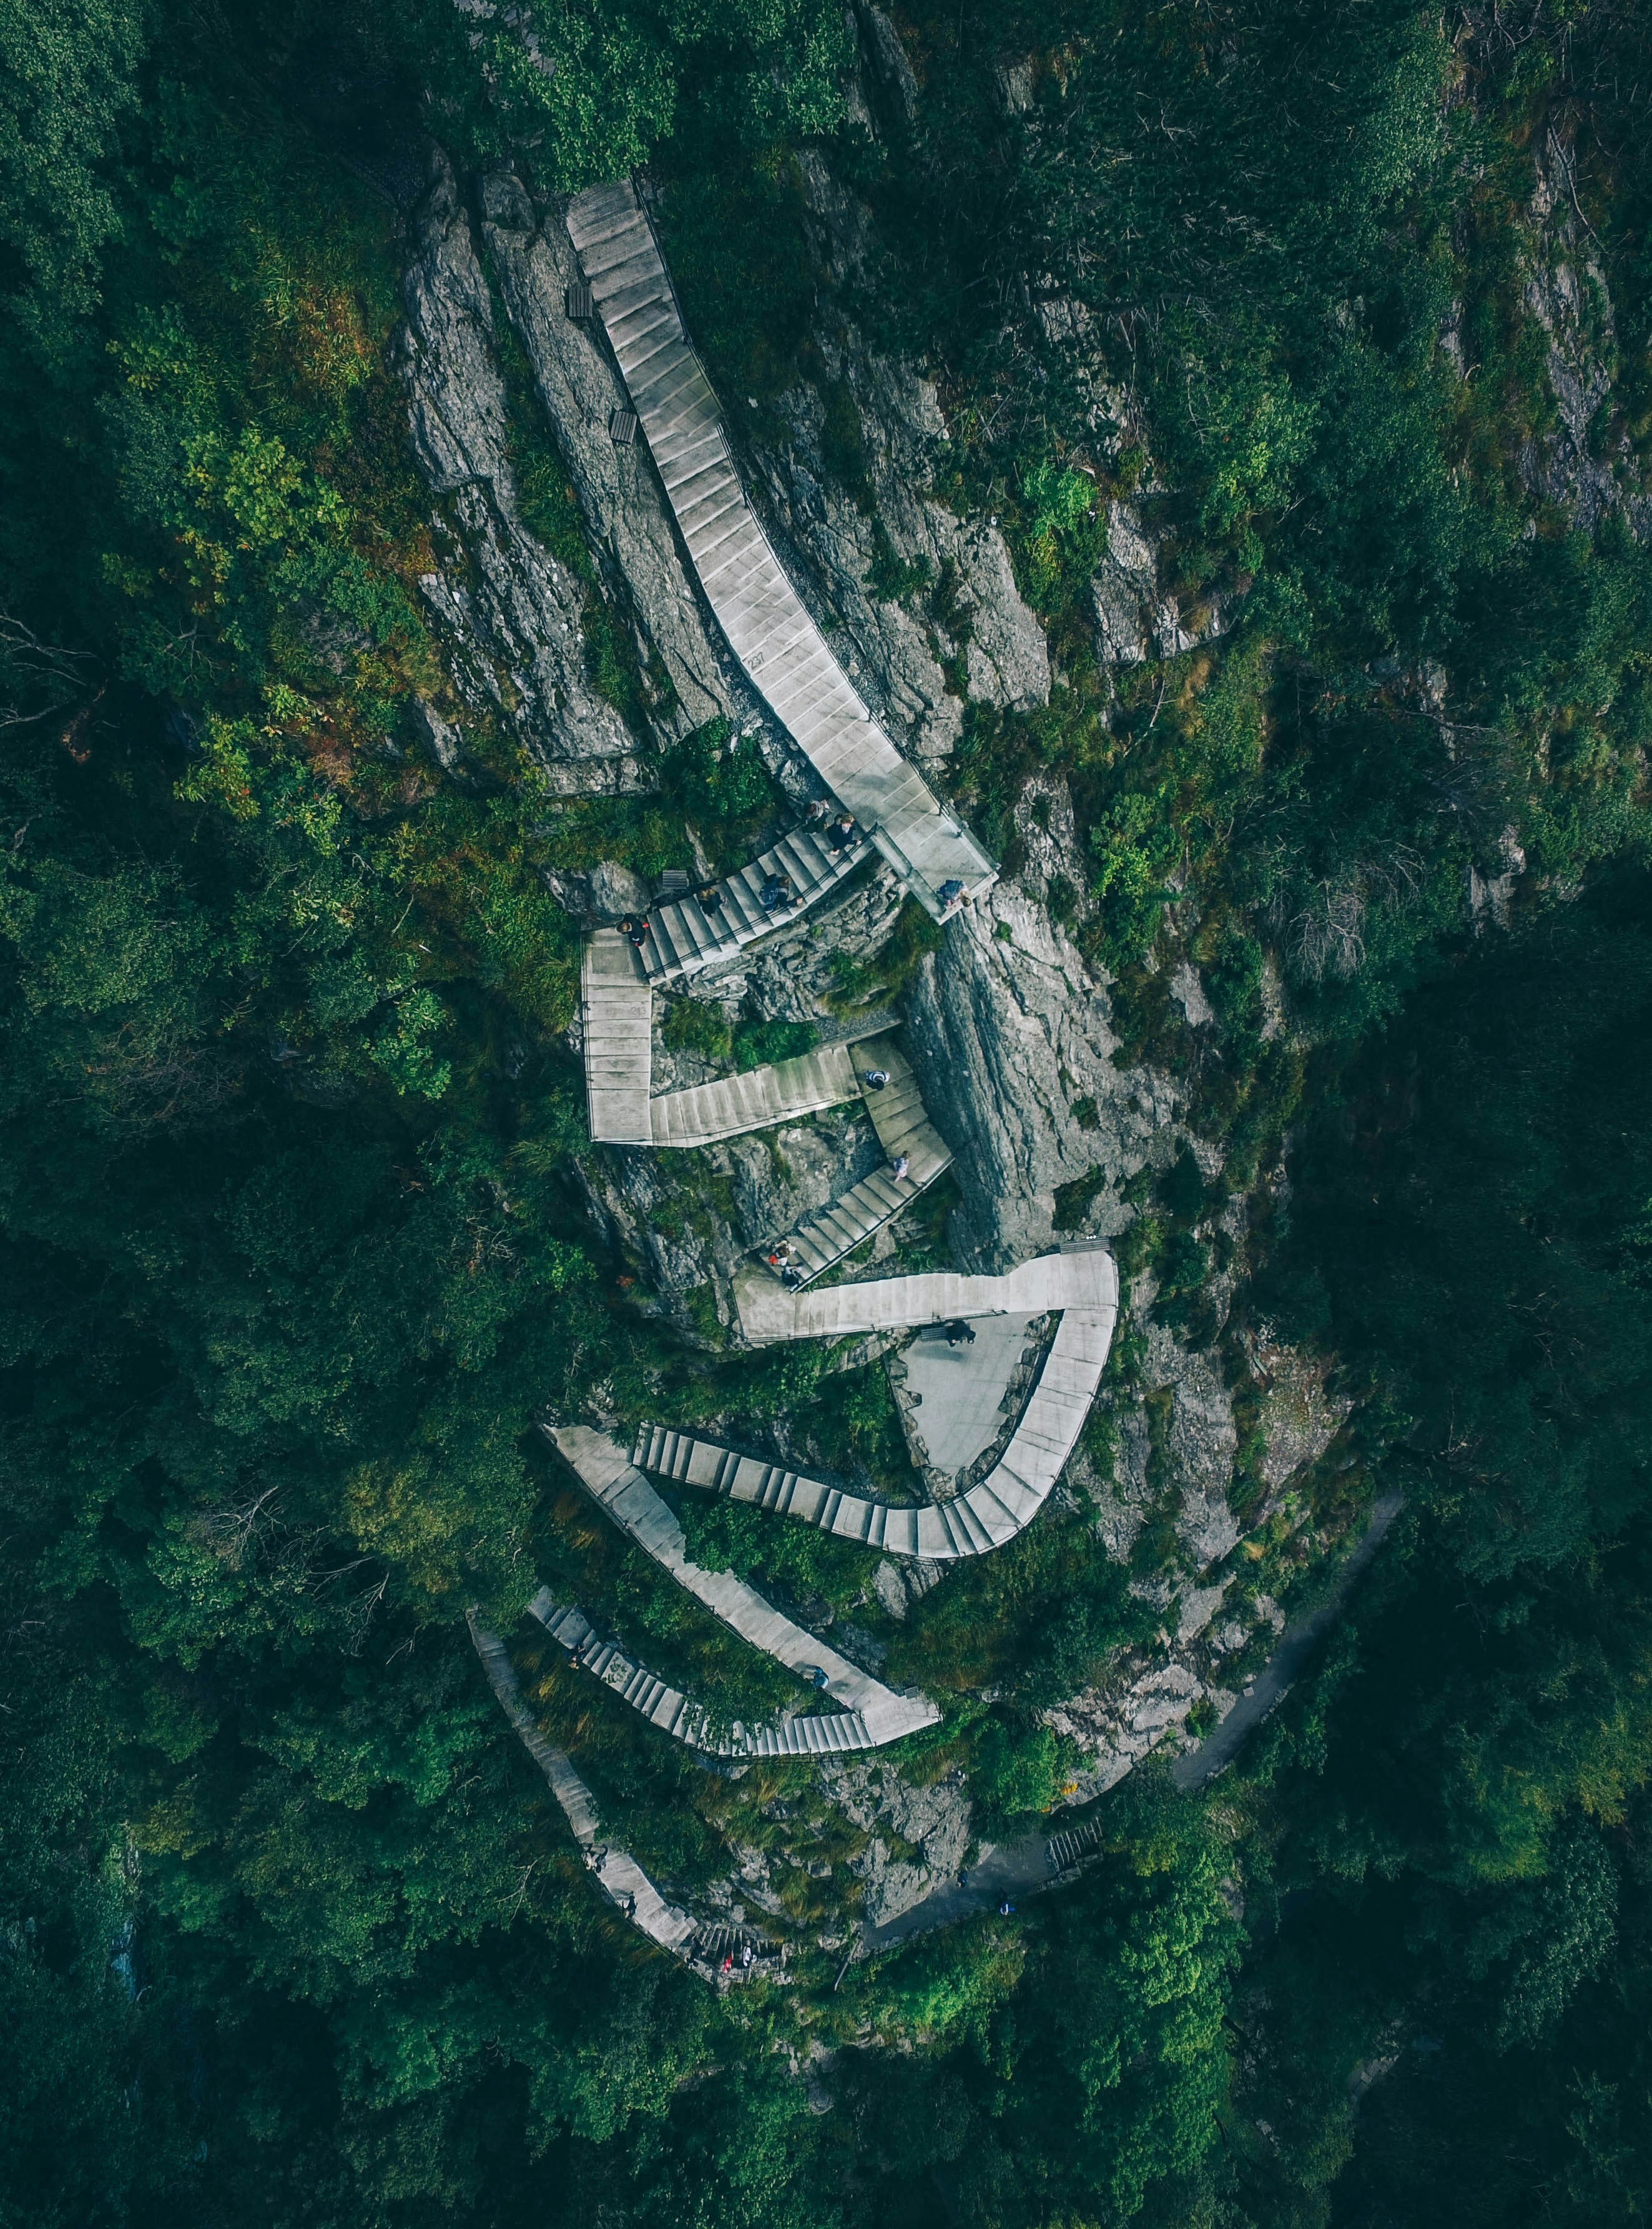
[566,180,995,920]
[649,1041,860,1147]
[581,930,653,1145]
[545,1425,940,1744]
[529,1589,900,1756]
[631,1291,1113,1560]
[734,1239,1117,1343]
[466,1611,698,1955]
[637,823,871,987]
[902,1313,1040,1479]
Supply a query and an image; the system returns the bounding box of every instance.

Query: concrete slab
[902,1313,1039,1479]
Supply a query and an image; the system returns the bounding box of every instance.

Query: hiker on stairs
[828,812,858,854]
[758,872,794,912]
[890,1152,910,1182]
[863,1066,890,1089]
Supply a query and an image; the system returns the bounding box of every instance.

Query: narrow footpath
[861,1489,1406,1954]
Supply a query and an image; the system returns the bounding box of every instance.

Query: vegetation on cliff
[4,2,1652,2225]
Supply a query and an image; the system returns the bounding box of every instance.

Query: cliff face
[397,150,651,791]
[476,168,747,738]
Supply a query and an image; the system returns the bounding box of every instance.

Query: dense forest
[4,1,1652,2223]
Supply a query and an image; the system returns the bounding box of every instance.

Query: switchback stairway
[564,177,995,920]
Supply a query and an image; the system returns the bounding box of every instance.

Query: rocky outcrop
[684,130,1051,765]
[1525,127,1650,539]
[477,169,750,736]
[821,1756,973,1927]
[1089,497,1234,668]
[397,150,651,793]
[1518,125,1652,538]
[902,779,1175,1267]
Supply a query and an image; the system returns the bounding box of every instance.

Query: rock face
[821,1757,973,1927]
[477,169,749,736]
[1519,126,1652,538]
[697,139,1051,765]
[903,779,1175,1268]
[1089,497,1232,669]
[397,150,649,793]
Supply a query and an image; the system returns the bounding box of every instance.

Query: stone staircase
[1046,1819,1106,1876]
[528,1588,880,1756]
[687,1920,772,1970]
[637,824,871,985]
[762,1040,953,1284]
[566,179,995,920]
[466,1612,700,1956]
[631,1287,1114,1560]
[581,929,654,1145]
[648,1041,859,1148]
[544,1425,940,1745]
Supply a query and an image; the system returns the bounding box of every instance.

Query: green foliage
[732,1015,815,1071]
[661,993,734,1061]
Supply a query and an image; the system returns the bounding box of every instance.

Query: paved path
[467,1611,699,1954]
[529,1588,897,1756]
[1171,1487,1406,1789]
[902,1313,1041,1478]
[637,823,871,987]
[859,1491,1408,1951]
[734,1239,1116,1343]
[634,1289,1113,1559]
[582,930,654,1145]
[649,1041,860,1148]
[566,180,995,920]
[546,1425,940,1744]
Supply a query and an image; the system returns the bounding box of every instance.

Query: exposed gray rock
[725,1107,883,1248]
[725,865,906,1023]
[755,338,1050,760]
[408,696,461,770]
[397,149,649,793]
[1089,499,1158,666]
[852,0,919,130]
[1169,962,1214,1028]
[1089,497,1232,669]
[822,1758,973,1927]
[478,169,750,735]
[1141,1317,1240,1569]
[903,819,1177,1266]
[1519,127,1652,538]
[1242,1332,1352,1495]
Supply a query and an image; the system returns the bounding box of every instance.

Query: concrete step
[1046,1821,1104,1875]
[565,177,996,921]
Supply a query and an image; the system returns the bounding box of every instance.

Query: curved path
[545,1424,940,1745]
[632,1290,1114,1558]
[499,185,1139,1977]
[566,180,995,919]
[1169,1487,1405,1790]
[734,1239,1117,1343]
[467,1611,698,1956]
[859,1490,1407,1952]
